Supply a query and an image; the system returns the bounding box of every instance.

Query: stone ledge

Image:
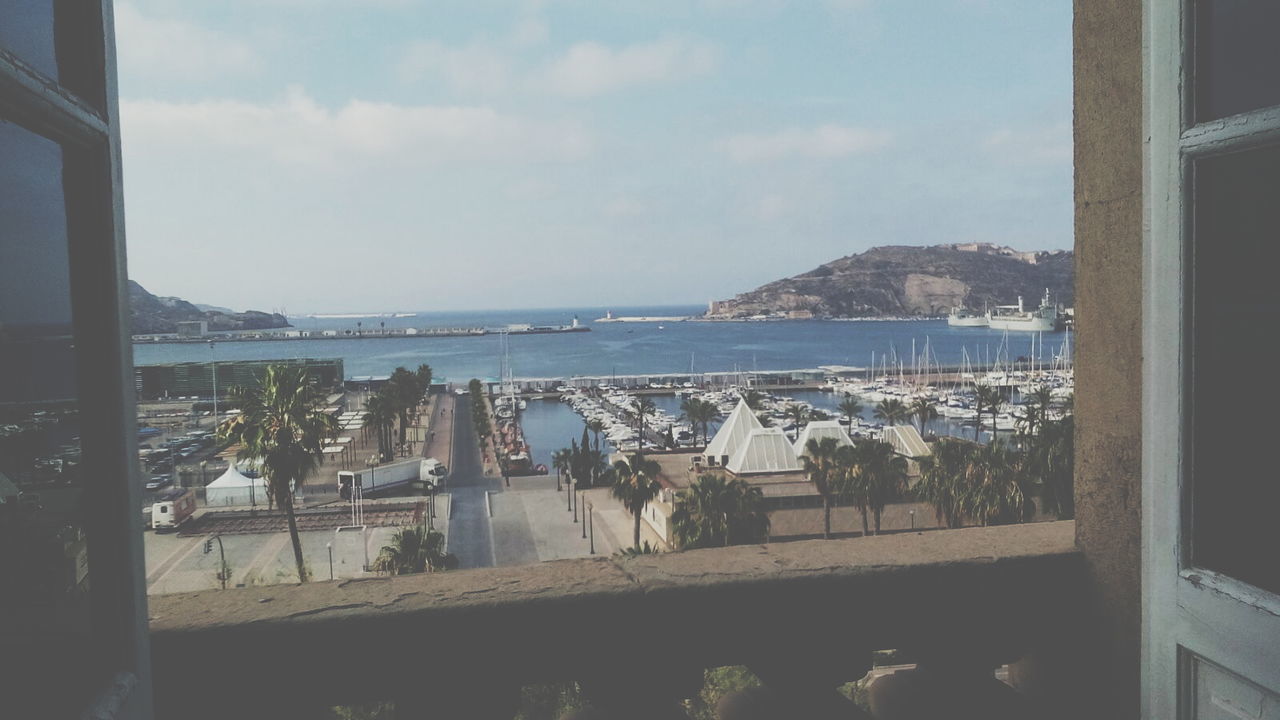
[150,521,1081,713]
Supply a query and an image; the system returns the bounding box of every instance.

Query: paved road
[445,400,496,569]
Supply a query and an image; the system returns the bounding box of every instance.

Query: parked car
[145,476,172,490]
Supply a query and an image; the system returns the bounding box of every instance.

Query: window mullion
[0,48,109,148]
[1180,106,1280,157]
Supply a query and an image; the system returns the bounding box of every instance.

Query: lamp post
[910,509,915,530]
[567,475,573,513]
[327,542,334,580]
[588,503,595,554]
[581,492,587,539]
[573,481,578,523]
[209,341,217,431]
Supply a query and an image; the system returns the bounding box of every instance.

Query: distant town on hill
[705,243,1074,319]
[128,280,290,335]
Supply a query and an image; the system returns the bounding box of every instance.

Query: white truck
[338,457,448,499]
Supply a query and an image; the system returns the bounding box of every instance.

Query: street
[444,399,497,568]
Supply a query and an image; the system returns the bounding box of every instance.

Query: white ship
[947,307,989,327]
[986,289,1061,332]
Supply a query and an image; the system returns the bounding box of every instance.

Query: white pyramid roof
[704,399,763,462]
[207,463,264,489]
[793,420,854,456]
[881,424,931,457]
[726,427,804,475]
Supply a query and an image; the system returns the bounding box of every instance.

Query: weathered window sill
[150,521,1082,717]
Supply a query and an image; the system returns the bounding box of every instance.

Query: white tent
[793,420,854,456]
[881,424,931,458]
[704,399,763,467]
[726,427,804,475]
[204,463,268,507]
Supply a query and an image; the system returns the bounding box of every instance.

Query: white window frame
[1143,1,1280,718]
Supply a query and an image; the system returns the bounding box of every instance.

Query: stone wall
[1072,0,1144,716]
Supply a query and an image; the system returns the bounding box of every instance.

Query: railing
[148,521,1084,719]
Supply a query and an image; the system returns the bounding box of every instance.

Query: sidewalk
[422,392,455,469]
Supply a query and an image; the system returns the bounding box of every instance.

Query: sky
[117,0,1072,314]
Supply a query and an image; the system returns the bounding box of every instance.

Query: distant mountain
[193,303,234,314]
[128,281,291,334]
[705,244,1073,319]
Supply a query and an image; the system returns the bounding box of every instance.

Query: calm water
[135,304,1059,469]
[520,388,994,471]
[134,305,1070,383]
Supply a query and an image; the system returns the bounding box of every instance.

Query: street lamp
[581,492,587,538]
[209,341,217,431]
[588,503,595,554]
[326,542,334,580]
[910,509,915,530]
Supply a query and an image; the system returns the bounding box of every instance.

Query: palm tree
[363,392,396,462]
[915,438,973,529]
[415,363,433,396]
[373,525,456,575]
[960,440,1027,526]
[801,436,844,539]
[671,474,769,549]
[1025,414,1074,519]
[633,397,657,452]
[837,395,863,428]
[833,444,871,535]
[909,397,938,438]
[973,384,1003,442]
[586,418,606,451]
[680,397,718,446]
[551,447,571,492]
[221,365,337,583]
[858,441,908,534]
[874,398,909,426]
[741,389,766,411]
[609,455,663,550]
[1018,385,1055,441]
[784,403,809,435]
[387,367,422,448]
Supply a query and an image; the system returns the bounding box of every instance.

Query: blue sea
[134,305,1069,469]
[134,305,1069,383]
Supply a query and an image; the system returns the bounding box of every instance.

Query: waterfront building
[701,399,762,468]
[725,427,804,475]
[793,420,855,456]
[175,320,208,338]
[135,358,344,400]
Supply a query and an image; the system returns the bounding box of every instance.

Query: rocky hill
[128,281,290,335]
[705,244,1073,319]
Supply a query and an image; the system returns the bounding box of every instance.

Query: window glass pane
[1195,0,1280,121]
[1190,144,1280,594]
[0,118,96,716]
[0,0,58,79]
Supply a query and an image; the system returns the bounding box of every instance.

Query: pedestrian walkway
[422,392,455,469]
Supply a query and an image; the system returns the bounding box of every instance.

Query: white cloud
[399,41,513,95]
[718,124,891,163]
[121,87,593,170]
[982,122,1071,165]
[539,36,719,97]
[115,2,258,80]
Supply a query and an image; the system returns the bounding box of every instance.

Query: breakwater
[133,325,588,344]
